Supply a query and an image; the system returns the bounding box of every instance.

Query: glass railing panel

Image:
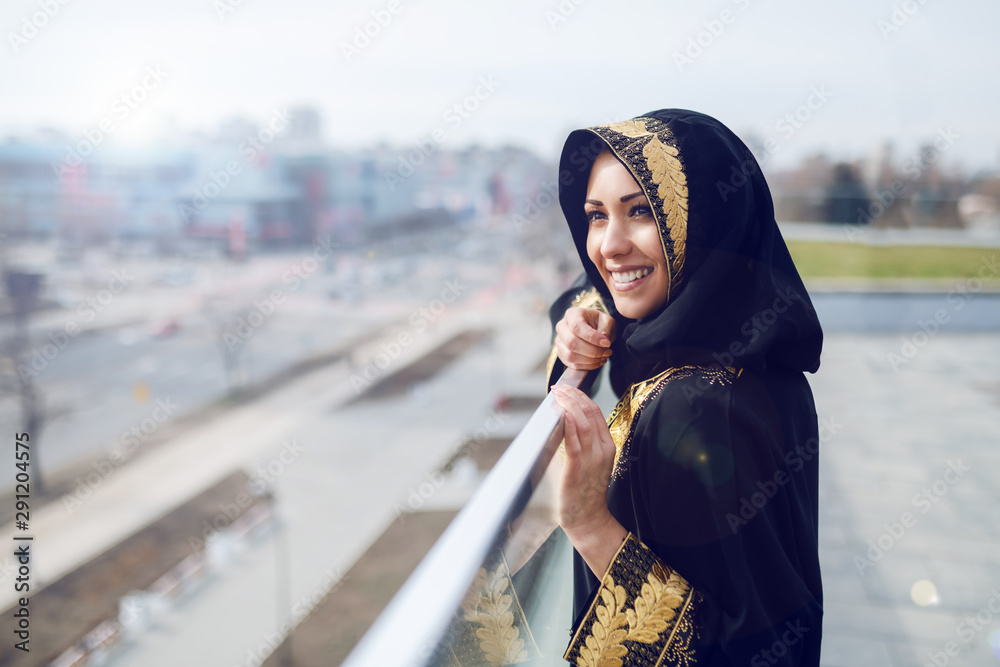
[341,368,589,667]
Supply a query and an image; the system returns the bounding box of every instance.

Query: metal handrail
[341,367,587,667]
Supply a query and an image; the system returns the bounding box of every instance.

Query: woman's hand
[550,385,628,578]
[554,307,617,370]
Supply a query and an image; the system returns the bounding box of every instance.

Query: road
[0,229,532,496]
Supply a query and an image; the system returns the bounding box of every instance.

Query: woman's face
[585,150,669,320]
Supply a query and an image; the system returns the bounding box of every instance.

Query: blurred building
[0,140,192,250]
[0,109,555,257]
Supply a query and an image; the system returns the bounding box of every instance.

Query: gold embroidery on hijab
[587,117,689,301]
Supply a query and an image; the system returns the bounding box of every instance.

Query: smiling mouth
[611,268,650,283]
[609,267,652,292]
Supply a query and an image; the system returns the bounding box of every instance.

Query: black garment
[548,110,824,665]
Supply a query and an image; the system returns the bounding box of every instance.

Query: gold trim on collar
[570,287,610,313]
[606,365,741,481]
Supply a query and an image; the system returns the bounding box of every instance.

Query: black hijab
[556,109,822,381]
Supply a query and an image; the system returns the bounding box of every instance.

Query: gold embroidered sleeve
[545,288,610,388]
[563,533,702,667]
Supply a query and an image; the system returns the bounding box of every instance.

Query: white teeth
[611,268,651,283]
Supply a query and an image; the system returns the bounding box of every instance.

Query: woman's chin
[603,274,668,320]
[611,298,645,320]
[611,292,668,321]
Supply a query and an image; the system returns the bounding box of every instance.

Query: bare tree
[201,292,276,397]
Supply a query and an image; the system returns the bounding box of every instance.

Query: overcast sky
[1,0,997,173]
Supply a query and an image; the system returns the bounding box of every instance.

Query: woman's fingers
[570,388,617,463]
[561,402,581,462]
[554,310,613,370]
[555,334,610,366]
[551,385,616,535]
[554,336,604,370]
[551,388,584,459]
[594,311,618,344]
[551,386,597,454]
[569,308,612,348]
[552,386,616,467]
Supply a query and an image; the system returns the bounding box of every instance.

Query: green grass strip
[786,241,998,279]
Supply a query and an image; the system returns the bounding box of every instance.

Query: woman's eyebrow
[585,191,646,207]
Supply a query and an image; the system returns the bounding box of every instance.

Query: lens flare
[910,580,939,607]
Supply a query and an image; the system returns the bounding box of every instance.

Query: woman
[545,109,824,665]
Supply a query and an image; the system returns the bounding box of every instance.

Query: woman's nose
[601,217,631,257]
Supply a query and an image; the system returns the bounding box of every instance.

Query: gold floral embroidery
[603,119,652,138]
[565,535,702,667]
[587,117,688,301]
[577,564,693,667]
[462,561,529,666]
[577,580,629,666]
[641,136,688,280]
[607,366,740,480]
[626,562,689,642]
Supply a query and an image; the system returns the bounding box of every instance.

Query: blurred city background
[0,0,998,665]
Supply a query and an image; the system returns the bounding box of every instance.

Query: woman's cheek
[586,235,604,272]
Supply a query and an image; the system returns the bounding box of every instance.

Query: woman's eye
[630,204,653,218]
[586,209,606,224]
